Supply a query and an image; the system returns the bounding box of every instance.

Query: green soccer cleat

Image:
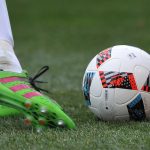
[0,66,75,131]
[0,105,20,116]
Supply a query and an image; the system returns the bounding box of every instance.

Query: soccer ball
[82,45,150,121]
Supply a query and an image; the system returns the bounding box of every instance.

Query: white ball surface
[82,45,150,121]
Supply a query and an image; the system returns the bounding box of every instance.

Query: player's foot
[0,66,75,131]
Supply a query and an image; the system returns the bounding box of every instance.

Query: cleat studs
[24,118,31,125]
[24,115,33,125]
[57,120,65,128]
[36,128,42,133]
[36,126,44,133]
[40,107,47,113]
[38,117,46,125]
[25,101,32,108]
[39,119,46,125]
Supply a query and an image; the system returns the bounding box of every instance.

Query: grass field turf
[0,0,150,149]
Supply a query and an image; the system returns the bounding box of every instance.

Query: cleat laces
[29,66,49,93]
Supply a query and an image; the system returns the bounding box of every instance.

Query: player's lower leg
[0,0,22,116]
[0,0,75,130]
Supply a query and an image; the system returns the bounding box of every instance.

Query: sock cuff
[0,40,22,73]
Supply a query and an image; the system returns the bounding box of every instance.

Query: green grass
[0,0,150,149]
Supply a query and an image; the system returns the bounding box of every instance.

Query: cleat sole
[0,80,76,130]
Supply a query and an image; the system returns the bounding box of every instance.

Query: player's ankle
[0,40,22,73]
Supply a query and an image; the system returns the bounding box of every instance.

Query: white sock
[0,0,22,73]
[0,0,13,46]
[0,40,22,73]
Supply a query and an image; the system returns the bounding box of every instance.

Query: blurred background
[7,0,150,92]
